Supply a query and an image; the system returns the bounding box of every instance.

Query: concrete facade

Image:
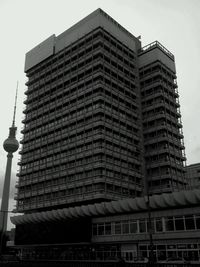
[12,8,190,262]
[186,163,200,189]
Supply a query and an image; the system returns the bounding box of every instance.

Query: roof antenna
[12,81,18,127]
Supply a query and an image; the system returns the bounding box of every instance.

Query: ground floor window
[15,242,200,262]
[138,243,200,261]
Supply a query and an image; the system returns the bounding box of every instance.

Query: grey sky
[0,0,200,229]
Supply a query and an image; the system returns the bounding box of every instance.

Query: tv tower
[0,84,19,255]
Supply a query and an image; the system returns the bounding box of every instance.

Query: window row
[24,100,138,138]
[139,62,175,80]
[25,76,137,126]
[27,55,135,106]
[20,149,140,172]
[21,123,138,153]
[17,184,140,205]
[28,28,135,82]
[18,167,141,188]
[92,214,200,236]
[21,129,139,162]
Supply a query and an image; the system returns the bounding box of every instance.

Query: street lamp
[144,194,155,266]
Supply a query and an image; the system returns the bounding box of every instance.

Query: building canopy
[11,189,200,225]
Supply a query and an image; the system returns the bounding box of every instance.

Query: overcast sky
[0,0,200,229]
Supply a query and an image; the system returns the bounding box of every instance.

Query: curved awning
[11,189,200,225]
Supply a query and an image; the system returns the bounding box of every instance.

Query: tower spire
[0,83,19,255]
[12,81,18,127]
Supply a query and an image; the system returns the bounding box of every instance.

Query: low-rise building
[186,163,200,189]
[11,189,200,262]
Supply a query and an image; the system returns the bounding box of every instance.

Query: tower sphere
[3,137,19,153]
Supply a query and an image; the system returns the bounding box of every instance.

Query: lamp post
[144,194,155,266]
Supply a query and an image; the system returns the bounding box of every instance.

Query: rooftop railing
[140,41,174,60]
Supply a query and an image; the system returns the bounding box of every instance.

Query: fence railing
[0,260,200,267]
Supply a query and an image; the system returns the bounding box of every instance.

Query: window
[130,220,137,233]
[105,223,111,235]
[165,217,174,231]
[195,215,200,229]
[114,222,121,234]
[122,221,129,234]
[155,218,163,232]
[139,220,146,233]
[92,224,97,236]
[98,224,104,235]
[185,215,195,230]
[174,216,184,231]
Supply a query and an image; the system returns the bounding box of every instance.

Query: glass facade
[92,214,200,236]
[139,243,200,262]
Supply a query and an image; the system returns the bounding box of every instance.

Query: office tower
[15,9,186,217]
[16,9,144,214]
[139,42,187,194]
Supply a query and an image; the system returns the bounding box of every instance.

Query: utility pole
[144,165,155,266]
[144,194,155,266]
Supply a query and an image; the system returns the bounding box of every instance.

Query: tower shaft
[0,84,19,255]
[0,153,13,233]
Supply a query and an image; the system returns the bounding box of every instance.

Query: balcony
[142,101,180,116]
[145,147,186,160]
[146,159,184,170]
[142,90,180,108]
[141,80,179,98]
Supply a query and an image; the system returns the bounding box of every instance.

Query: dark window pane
[175,217,184,231]
[139,220,146,233]
[105,223,111,235]
[130,221,137,233]
[165,217,174,231]
[115,222,121,234]
[92,224,97,236]
[98,223,104,235]
[155,219,163,232]
[185,216,195,230]
[122,221,129,234]
[147,220,155,233]
[195,216,200,229]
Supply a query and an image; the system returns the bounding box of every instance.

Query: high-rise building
[10,8,194,261]
[139,42,186,194]
[15,9,187,215]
